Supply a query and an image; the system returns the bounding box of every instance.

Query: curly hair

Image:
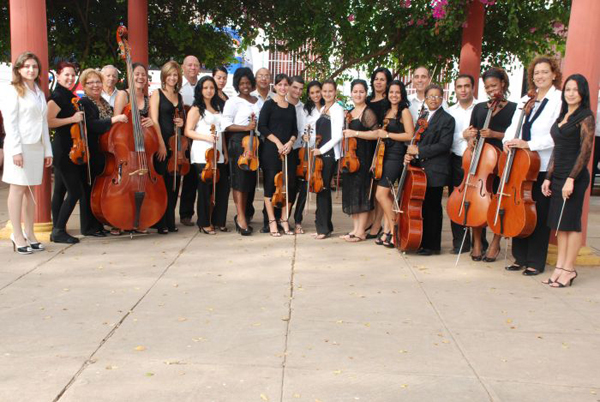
[527,56,562,90]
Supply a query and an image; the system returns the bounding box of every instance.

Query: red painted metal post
[458,0,485,97]
[128,0,149,67]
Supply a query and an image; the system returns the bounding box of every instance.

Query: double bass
[69,98,92,184]
[91,26,167,232]
[167,108,190,190]
[487,91,540,237]
[446,93,504,230]
[392,109,428,251]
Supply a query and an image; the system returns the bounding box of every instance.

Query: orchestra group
[1,43,596,289]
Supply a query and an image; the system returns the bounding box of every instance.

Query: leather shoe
[417,248,432,256]
[451,246,471,255]
[523,268,542,276]
[505,264,524,271]
[51,229,80,244]
[85,230,106,237]
[180,218,194,226]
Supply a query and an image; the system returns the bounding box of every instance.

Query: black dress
[49,84,84,231]
[258,99,298,197]
[469,101,517,150]
[342,108,379,215]
[547,109,595,232]
[379,116,407,188]
[154,90,184,231]
[366,97,389,126]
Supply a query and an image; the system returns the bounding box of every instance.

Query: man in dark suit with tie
[405,84,455,255]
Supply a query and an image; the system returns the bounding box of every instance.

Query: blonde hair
[11,51,42,97]
[160,61,182,91]
[79,68,104,96]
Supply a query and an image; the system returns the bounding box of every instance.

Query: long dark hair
[368,67,392,99]
[557,74,591,122]
[386,80,410,120]
[304,80,324,115]
[193,76,221,117]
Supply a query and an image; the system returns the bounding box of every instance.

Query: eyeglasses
[86,81,102,86]
[256,74,270,79]
[426,95,443,100]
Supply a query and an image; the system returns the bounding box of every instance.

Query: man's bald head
[255,68,271,91]
[182,55,200,84]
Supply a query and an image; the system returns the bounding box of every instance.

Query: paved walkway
[1,180,600,402]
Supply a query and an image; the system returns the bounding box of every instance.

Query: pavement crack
[279,234,297,402]
[0,244,75,293]
[400,253,497,402]
[51,233,199,402]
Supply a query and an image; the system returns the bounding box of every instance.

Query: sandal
[345,234,366,243]
[110,228,122,236]
[550,269,578,288]
[382,232,394,248]
[279,219,294,235]
[200,227,216,235]
[374,231,386,245]
[295,225,305,234]
[269,220,281,237]
[542,267,563,285]
[315,232,331,240]
[366,227,383,239]
[505,263,524,271]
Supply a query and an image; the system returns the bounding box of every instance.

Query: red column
[458,0,485,97]
[9,0,52,225]
[128,0,149,66]
[562,0,600,244]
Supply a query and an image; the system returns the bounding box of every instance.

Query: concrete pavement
[1,180,599,402]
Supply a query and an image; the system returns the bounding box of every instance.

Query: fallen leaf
[106,365,118,370]
[293,393,301,398]
[333,370,342,375]
[178,317,188,322]
[401,384,408,388]
[135,346,146,351]
[260,394,269,401]
[145,372,154,377]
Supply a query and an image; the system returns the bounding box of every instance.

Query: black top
[258,99,298,170]
[384,116,407,156]
[49,84,78,153]
[157,90,184,143]
[367,97,389,126]
[315,115,333,156]
[469,101,517,149]
[413,108,454,187]
[79,97,113,161]
[547,109,595,180]
[0,110,4,148]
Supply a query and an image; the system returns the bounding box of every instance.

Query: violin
[91,26,167,232]
[201,124,220,188]
[296,124,311,179]
[238,113,259,171]
[447,93,504,229]
[341,112,359,173]
[392,109,428,251]
[167,108,191,189]
[69,97,92,184]
[370,118,389,181]
[487,91,540,237]
[272,154,289,211]
[309,134,324,193]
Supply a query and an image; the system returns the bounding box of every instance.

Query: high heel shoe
[234,216,252,236]
[23,234,45,251]
[551,269,578,288]
[10,234,32,255]
[269,220,281,237]
[482,248,501,262]
[471,253,483,262]
[374,231,386,245]
[279,219,294,235]
[366,227,383,240]
[542,267,563,285]
[382,232,395,248]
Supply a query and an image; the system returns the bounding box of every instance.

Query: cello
[69,97,92,184]
[91,26,167,232]
[392,109,428,251]
[167,107,190,191]
[446,93,504,230]
[487,91,540,238]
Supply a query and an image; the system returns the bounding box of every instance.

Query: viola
[296,124,311,178]
[309,134,324,193]
[393,109,428,251]
[271,154,289,210]
[341,112,359,173]
[91,26,167,232]
[487,91,540,237]
[446,93,504,229]
[238,113,259,171]
[167,108,191,187]
[69,97,92,184]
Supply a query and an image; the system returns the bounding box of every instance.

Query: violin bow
[212,124,218,206]
[284,153,289,221]
[81,102,92,186]
[555,197,567,236]
[305,125,311,216]
[173,111,179,192]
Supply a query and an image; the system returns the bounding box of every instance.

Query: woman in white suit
[2,52,53,254]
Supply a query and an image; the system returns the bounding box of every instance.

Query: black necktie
[522,98,548,141]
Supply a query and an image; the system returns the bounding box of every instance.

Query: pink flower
[408,18,414,26]
[348,14,355,22]
[479,0,497,5]
[431,0,448,20]
[416,19,425,26]
[530,27,537,33]
[462,21,469,28]
[400,0,411,7]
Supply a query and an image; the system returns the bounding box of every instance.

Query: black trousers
[421,186,444,251]
[195,163,230,228]
[179,167,197,220]
[154,161,182,230]
[315,155,336,235]
[449,153,488,250]
[52,155,84,230]
[293,178,308,225]
[511,172,551,271]
[80,156,104,235]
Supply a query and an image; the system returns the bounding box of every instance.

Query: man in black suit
[405,84,455,255]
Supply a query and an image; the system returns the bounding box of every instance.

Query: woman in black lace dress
[340,79,380,242]
[374,80,414,247]
[542,74,595,288]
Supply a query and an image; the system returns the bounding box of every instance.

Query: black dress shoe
[180,218,194,226]
[450,246,471,255]
[471,254,483,262]
[85,230,107,237]
[156,228,169,235]
[523,268,542,276]
[505,264,524,271]
[168,226,179,233]
[417,248,433,256]
[51,229,80,244]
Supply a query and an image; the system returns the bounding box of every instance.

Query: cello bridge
[129,168,149,176]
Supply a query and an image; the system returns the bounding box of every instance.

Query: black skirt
[228,132,257,193]
[547,170,589,232]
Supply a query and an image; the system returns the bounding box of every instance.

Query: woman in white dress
[1,52,53,254]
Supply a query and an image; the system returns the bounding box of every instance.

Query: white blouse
[503,86,562,172]
[190,110,225,164]
[221,95,262,131]
[318,102,344,160]
[295,104,321,149]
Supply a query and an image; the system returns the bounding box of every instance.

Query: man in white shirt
[179,55,201,226]
[408,66,448,123]
[287,76,307,233]
[446,74,484,254]
[591,97,600,191]
[101,65,120,107]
